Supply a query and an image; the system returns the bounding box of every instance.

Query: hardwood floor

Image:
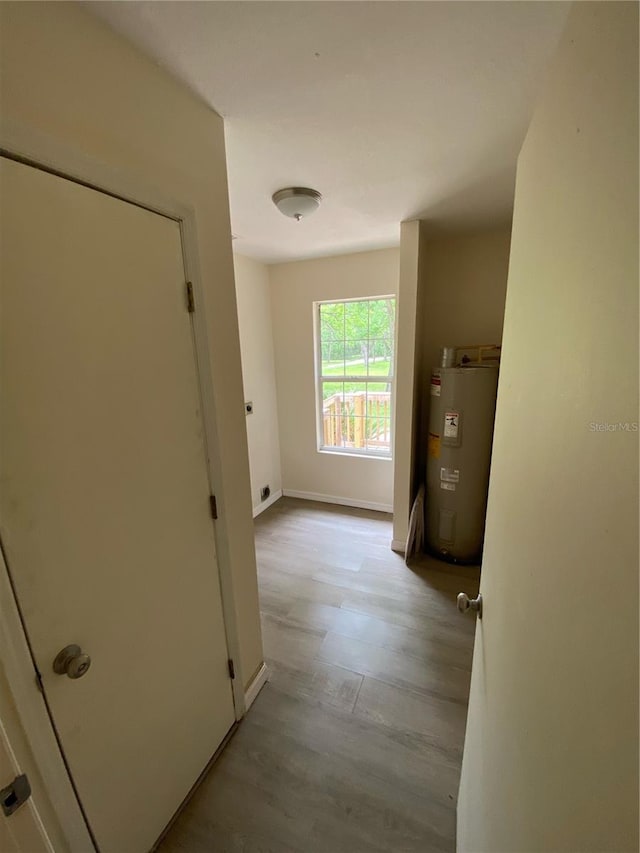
[159,498,480,853]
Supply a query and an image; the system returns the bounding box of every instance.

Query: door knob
[457,592,483,618]
[53,644,91,679]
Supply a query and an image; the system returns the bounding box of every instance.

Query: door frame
[1,695,55,853]
[0,118,248,852]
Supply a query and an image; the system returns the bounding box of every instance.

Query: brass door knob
[53,644,91,679]
[457,592,483,618]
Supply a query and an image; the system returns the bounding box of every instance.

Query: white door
[456,4,638,852]
[0,157,236,852]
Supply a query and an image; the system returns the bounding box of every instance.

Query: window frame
[313,294,395,460]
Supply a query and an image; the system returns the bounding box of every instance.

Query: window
[315,296,396,458]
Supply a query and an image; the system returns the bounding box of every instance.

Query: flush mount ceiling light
[272,187,322,221]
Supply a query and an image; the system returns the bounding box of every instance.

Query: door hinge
[209,494,218,520]
[227,659,236,680]
[34,671,44,694]
[185,281,195,313]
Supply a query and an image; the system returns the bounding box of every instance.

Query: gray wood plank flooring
[159,498,480,853]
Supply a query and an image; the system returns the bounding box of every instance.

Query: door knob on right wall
[457,592,483,618]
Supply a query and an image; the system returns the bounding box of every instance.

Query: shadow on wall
[414,163,517,233]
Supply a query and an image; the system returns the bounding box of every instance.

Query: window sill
[317,448,393,461]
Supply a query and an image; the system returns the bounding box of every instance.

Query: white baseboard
[282,489,392,515]
[252,489,283,518]
[243,662,269,712]
[391,538,406,553]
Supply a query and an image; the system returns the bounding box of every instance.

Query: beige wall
[458,2,639,850]
[420,226,511,377]
[269,248,399,511]
[0,2,262,690]
[415,226,511,479]
[233,254,282,514]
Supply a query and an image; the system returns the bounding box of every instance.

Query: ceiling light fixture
[272,187,322,221]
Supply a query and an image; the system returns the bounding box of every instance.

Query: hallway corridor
[161,498,480,852]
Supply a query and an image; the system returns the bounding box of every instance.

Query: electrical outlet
[260,485,270,501]
[245,401,253,415]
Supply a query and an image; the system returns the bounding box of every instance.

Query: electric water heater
[426,362,499,563]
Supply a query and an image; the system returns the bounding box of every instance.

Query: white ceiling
[90,1,570,264]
